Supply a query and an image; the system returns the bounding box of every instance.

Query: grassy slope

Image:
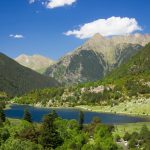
[114,122,150,137]
[76,98,150,115]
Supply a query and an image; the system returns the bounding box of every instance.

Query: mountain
[15,54,54,73]
[0,53,59,97]
[44,33,150,84]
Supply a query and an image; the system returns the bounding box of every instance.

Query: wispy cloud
[9,34,24,39]
[46,0,76,9]
[65,17,142,39]
[29,0,76,9]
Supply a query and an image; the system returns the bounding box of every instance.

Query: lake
[5,104,150,124]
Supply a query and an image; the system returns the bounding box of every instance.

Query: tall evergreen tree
[23,109,32,123]
[39,112,63,149]
[51,110,58,119]
[79,111,84,130]
[0,107,6,122]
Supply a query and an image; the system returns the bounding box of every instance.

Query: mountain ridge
[44,33,149,84]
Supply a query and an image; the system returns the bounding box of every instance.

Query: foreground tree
[23,109,32,123]
[79,111,84,130]
[39,111,63,149]
[0,107,5,123]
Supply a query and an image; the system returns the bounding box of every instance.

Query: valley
[1,41,150,150]
[1,0,150,149]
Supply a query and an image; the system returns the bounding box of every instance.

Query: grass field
[76,98,150,116]
[113,122,150,137]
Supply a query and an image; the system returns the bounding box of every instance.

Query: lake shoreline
[75,105,150,119]
[6,102,150,120]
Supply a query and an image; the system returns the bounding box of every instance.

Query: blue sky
[0,0,150,60]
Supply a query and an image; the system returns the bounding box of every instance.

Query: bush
[123,132,131,141]
[115,134,121,142]
[128,138,138,149]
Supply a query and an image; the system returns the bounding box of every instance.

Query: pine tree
[39,112,63,149]
[51,110,58,119]
[0,107,6,122]
[23,108,32,123]
[79,111,84,130]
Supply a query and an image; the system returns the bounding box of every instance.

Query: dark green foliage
[51,110,58,119]
[139,125,150,148]
[0,108,5,123]
[140,125,150,139]
[128,138,138,149]
[85,117,101,136]
[17,126,40,143]
[81,92,103,104]
[0,102,6,110]
[94,124,119,150]
[123,132,131,141]
[23,109,32,123]
[114,134,121,142]
[38,111,63,149]
[0,129,10,142]
[16,87,64,105]
[0,52,59,97]
[79,111,84,130]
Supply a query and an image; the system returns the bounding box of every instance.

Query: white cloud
[9,34,24,39]
[65,17,142,39]
[29,0,36,4]
[46,0,76,9]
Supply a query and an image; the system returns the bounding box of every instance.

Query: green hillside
[105,42,150,82]
[0,53,59,97]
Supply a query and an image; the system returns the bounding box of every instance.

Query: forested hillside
[0,53,59,97]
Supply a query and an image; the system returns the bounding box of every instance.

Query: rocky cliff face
[45,49,107,84]
[44,34,150,84]
[15,54,54,73]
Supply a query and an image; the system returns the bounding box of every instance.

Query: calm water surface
[5,104,150,124]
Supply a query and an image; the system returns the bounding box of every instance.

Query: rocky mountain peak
[91,33,105,40]
[15,54,55,73]
[84,33,106,46]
